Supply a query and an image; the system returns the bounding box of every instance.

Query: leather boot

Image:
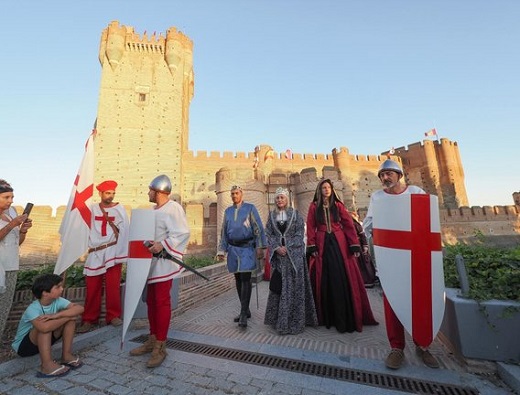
[129,334,156,356]
[234,309,251,322]
[238,280,252,328]
[233,276,243,322]
[146,341,167,368]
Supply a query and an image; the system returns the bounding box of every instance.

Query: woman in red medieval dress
[306,179,378,333]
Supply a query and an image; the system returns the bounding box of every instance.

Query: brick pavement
[0,282,516,395]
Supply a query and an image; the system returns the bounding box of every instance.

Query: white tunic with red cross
[84,203,129,277]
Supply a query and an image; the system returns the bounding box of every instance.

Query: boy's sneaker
[385,348,404,369]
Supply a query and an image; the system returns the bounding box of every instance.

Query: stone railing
[6,262,236,330]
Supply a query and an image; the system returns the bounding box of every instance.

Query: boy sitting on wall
[11,273,84,377]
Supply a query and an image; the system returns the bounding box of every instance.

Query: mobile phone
[22,203,34,218]
[143,241,153,248]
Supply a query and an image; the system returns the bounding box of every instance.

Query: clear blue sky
[2,0,518,210]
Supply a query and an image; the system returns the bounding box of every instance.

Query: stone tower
[95,21,194,205]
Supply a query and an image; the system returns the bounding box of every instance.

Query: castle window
[139,93,146,102]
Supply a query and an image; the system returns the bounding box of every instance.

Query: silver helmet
[377,159,403,178]
[149,174,172,193]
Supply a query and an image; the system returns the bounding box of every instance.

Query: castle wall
[17,203,520,268]
[17,22,518,267]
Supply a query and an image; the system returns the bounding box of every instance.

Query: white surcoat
[84,203,129,276]
[147,200,190,285]
[363,185,426,237]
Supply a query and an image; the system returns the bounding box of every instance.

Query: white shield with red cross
[372,193,444,348]
[121,209,155,346]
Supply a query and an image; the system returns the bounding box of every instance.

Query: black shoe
[238,313,248,328]
[233,310,251,322]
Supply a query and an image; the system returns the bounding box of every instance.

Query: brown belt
[88,240,117,253]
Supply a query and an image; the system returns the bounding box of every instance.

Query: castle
[17,21,520,265]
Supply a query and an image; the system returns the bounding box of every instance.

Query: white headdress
[274,187,289,198]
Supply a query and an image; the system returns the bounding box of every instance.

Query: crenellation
[368,155,382,162]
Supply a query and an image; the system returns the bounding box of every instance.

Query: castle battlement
[441,205,519,221]
[186,148,411,164]
[389,138,459,155]
[185,149,338,162]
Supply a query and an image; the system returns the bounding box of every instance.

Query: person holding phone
[0,179,33,338]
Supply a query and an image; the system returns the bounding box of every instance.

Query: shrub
[16,264,87,291]
[15,255,216,291]
[184,255,216,269]
[443,243,520,302]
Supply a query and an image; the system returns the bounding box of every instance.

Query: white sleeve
[161,203,190,262]
[363,198,374,239]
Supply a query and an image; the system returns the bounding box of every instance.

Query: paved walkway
[0,282,518,394]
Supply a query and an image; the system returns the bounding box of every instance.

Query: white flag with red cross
[54,130,96,275]
[372,194,445,348]
[121,209,155,346]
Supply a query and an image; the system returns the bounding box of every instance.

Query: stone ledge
[6,262,235,329]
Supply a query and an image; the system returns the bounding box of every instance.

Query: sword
[170,254,210,282]
[144,241,210,281]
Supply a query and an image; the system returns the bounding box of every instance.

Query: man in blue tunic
[217,185,266,328]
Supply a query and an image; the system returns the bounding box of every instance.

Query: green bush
[15,255,216,291]
[16,264,87,291]
[443,243,520,302]
[184,255,216,269]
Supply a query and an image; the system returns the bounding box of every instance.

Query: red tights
[83,264,122,324]
[383,294,406,349]
[146,280,172,341]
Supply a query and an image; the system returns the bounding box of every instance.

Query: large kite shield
[372,193,444,348]
[121,209,155,347]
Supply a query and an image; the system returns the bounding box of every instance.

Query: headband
[0,184,13,194]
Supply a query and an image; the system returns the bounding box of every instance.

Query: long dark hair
[312,179,342,224]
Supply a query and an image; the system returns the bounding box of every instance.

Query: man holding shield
[128,175,190,368]
[364,159,440,370]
